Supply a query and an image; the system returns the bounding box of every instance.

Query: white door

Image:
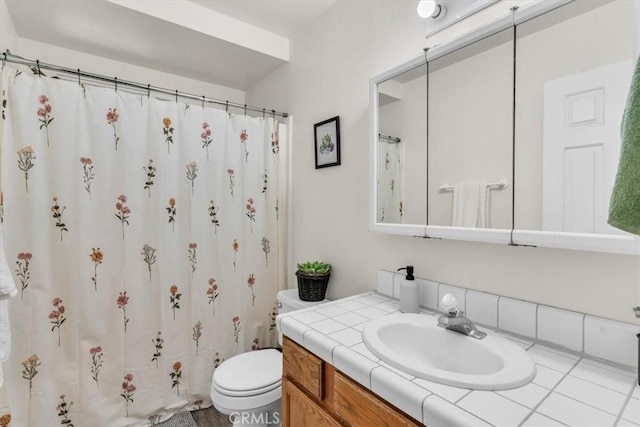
[543,59,633,235]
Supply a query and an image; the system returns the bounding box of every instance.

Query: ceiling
[4,0,337,91]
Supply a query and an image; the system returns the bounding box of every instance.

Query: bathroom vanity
[278,291,639,426]
[282,336,420,426]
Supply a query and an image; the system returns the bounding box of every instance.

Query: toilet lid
[213,349,282,393]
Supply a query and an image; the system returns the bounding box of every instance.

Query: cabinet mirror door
[372,60,428,235]
[427,28,514,232]
[513,0,640,253]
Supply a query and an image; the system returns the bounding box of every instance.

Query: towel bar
[439,180,508,193]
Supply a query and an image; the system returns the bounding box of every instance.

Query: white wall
[0,0,18,54]
[247,1,640,325]
[0,0,245,107]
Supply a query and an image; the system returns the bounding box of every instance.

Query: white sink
[362,313,536,390]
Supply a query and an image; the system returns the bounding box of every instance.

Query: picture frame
[314,116,341,169]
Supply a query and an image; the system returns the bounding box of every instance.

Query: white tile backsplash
[377,270,395,297]
[537,305,584,352]
[584,315,638,367]
[438,283,467,313]
[417,278,439,311]
[465,290,498,328]
[498,297,537,338]
[378,269,639,370]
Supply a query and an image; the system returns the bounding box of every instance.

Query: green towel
[608,56,640,235]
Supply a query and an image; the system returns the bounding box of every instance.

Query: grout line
[453,390,472,404]
[580,313,585,353]
[534,303,539,341]
[419,392,432,425]
[517,362,577,426]
[612,381,638,426]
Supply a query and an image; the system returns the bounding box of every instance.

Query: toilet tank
[277,288,328,314]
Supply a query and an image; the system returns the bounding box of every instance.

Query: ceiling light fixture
[417,0,446,20]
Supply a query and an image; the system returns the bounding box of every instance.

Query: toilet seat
[214,378,281,397]
[211,349,283,409]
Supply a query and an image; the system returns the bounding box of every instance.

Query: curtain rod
[2,51,288,118]
[378,133,401,143]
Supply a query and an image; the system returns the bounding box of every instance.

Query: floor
[191,407,232,427]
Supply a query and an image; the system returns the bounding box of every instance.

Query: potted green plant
[295,261,331,302]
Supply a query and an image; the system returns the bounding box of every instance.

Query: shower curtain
[377,138,403,223]
[0,66,284,426]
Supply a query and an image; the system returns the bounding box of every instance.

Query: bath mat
[155,411,197,427]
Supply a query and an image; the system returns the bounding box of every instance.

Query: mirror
[427,28,514,230]
[370,0,640,253]
[513,0,640,253]
[375,62,428,228]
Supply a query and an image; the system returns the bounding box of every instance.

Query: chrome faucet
[437,294,487,340]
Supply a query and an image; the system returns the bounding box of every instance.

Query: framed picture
[314,116,341,169]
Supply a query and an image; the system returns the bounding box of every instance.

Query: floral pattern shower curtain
[377,138,403,223]
[0,66,283,426]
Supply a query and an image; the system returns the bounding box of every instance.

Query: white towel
[452,182,489,228]
[0,225,17,370]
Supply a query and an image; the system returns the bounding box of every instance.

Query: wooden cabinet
[282,336,423,427]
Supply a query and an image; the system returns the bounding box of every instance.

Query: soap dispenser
[397,266,419,313]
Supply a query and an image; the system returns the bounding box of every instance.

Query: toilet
[210,289,328,427]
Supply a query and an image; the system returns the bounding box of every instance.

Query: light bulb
[417,0,437,18]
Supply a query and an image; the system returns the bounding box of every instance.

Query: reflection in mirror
[427,29,514,229]
[377,63,428,225]
[377,134,404,223]
[515,0,637,236]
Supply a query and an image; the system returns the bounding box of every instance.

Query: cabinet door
[282,377,342,427]
[334,371,422,427]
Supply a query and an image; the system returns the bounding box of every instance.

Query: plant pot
[295,270,330,302]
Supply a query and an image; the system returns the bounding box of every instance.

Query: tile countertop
[276,291,640,427]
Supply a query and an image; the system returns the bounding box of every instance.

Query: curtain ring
[262,108,265,119]
[114,77,118,92]
[243,104,247,116]
[147,84,151,98]
[201,95,205,109]
[77,68,81,85]
[175,90,178,103]
[271,109,276,119]
[36,59,41,76]
[225,101,229,113]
